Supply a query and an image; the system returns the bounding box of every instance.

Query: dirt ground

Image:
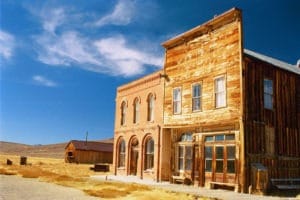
[1,154,299,200]
[0,175,99,200]
[0,155,202,200]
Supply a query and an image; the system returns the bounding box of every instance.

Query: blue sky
[1,0,299,145]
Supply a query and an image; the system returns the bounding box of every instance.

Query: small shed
[65,140,113,164]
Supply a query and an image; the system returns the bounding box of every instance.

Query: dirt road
[0,175,99,200]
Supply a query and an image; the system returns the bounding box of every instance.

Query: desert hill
[0,138,113,159]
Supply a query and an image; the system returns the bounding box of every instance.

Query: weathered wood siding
[244,56,300,187]
[163,12,242,127]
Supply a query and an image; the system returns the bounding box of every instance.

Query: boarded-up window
[264,79,273,109]
[192,83,202,111]
[173,88,181,114]
[215,76,226,108]
[265,126,275,155]
[144,138,154,170]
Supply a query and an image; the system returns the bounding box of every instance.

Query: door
[204,145,236,184]
[130,148,138,175]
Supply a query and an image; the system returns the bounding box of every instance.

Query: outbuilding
[65,140,113,164]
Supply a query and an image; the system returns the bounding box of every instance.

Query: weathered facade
[65,140,113,164]
[113,8,300,193]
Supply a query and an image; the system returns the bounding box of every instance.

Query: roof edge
[244,49,300,75]
[162,7,242,49]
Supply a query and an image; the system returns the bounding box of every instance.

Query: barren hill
[0,138,113,159]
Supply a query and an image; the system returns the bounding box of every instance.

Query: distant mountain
[0,138,113,159]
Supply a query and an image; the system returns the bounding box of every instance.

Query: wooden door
[204,145,236,184]
[130,149,138,175]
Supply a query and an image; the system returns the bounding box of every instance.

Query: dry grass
[0,154,201,200]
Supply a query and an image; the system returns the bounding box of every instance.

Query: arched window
[118,139,126,167]
[133,98,140,124]
[144,138,154,170]
[121,101,126,126]
[147,94,154,121]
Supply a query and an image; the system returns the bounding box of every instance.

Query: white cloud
[95,0,135,27]
[0,30,15,60]
[94,36,162,76]
[33,75,58,87]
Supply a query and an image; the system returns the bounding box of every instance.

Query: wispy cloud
[0,30,15,60]
[95,0,135,27]
[35,31,101,66]
[32,75,58,87]
[30,2,162,77]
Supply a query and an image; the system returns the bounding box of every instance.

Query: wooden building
[65,140,113,164]
[113,8,300,193]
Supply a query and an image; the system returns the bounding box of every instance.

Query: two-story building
[113,8,300,193]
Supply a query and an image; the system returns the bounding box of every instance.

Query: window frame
[264,78,273,110]
[118,139,126,168]
[173,87,182,114]
[144,138,154,170]
[192,83,202,112]
[133,98,140,124]
[214,75,227,108]
[147,94,155,122]
[120,101,127,126]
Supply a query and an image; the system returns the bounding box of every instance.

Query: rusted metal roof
[244,49,300,75]
[66,140,113,152]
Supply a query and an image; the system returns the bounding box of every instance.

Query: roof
[162,8,241,49]
[65,140,113,152]
[244,49,300,75]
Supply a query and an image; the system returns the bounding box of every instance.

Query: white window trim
[192,82,202,112]
[173,87,182,114]
[214,75,227,108]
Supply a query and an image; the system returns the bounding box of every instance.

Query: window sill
[144,169,154,173]
[117,167,125,170]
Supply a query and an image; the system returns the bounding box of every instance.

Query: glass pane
[205,146,212,158]
[179,158,184,170]
[179,146,184,157]
[205,159,212,172]
[216,146,224,159]
[216,92,225,107]
[185,158,192,170]
[227,146,235,159]
[216,77,225,92]
[205,136,213,142]
[215,135,225,141]
[227,160,235,173]
[147,139,154,153]
[193,98,201,111]
[264,79,273,94]
[225,134,235,140]
[216,160,223,172]
[264,94,273,109]
[185,146,192,159]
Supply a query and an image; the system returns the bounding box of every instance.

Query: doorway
[129,137,139,176]
[204,134,236,185]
